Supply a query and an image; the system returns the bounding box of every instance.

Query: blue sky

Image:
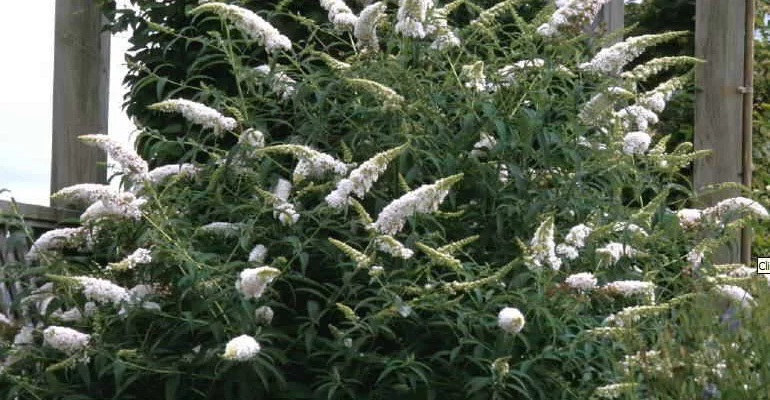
[0,1,134,206]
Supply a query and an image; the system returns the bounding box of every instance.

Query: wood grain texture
[51,0,111,196]
[694,0,747,263]
[598,0,624,42]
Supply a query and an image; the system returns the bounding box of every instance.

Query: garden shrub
[1,1,768,399]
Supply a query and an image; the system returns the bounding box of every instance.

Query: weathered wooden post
[595,0,624,42]
[50,0,111,196]
[694,0,749,263]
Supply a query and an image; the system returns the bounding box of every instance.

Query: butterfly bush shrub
[1,1,767,399]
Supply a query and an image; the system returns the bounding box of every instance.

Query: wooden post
[597,0,624,42]
[694,0,747,263]
[51,0,110,196]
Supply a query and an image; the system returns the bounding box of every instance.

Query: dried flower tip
[43,326,90,354]
[497,307,525,334]
[395,0,435,38]
[565,272,597,291]
[191,3,291,51]
[79,134,149,178]
[236,266,281,299]
[354,2,387,52]
[223,334,261,361]
[372,173,463,235]
[149,99,237,133]
[347,78,405,108]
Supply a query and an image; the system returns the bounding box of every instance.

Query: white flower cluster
[497,307,526,334]
[596,242,638,265]
[191,3,291,52]
[326,145,405,208]
[320,0,358,28]
[79,134,149,178]
[375,235,414,259]
[108,248,152,271]
[622,131,652,155]
[372,174,463,235]
[579,33,684,75]
[424,3,461,50]
[528,216,561,271]
[615,105,659,131]
[497,59,555,85]
[676,208,702,229]
[248,244,268,263]
[470,132,497,158]
[223,334,261,361]
[536,0,610,37]
[255,65,297,100]
[272,178,300,226]
[0,312,11,325]
[605,280,656,302]
[612,222,648,236]
[51,306,86,323]
[80,194,145,223]
[354,2,387,51]
[26,227,86,261]
[52,183,118,205]
[461,61,494,92]
[260,145,347,183]
[565,224,592,248]
[199,222,241,238]
[714,284,755,309]
[565,272,598,291]
[705,197,769,220]
[594,383,638,399]
[395,0,435,38]
[74,276,130,305]
[146,164,198,184]
[43,326,90,354]
[236,266,281,299]
[149,99,237,133]
[620,56,700,81]
[555,223,592,262]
